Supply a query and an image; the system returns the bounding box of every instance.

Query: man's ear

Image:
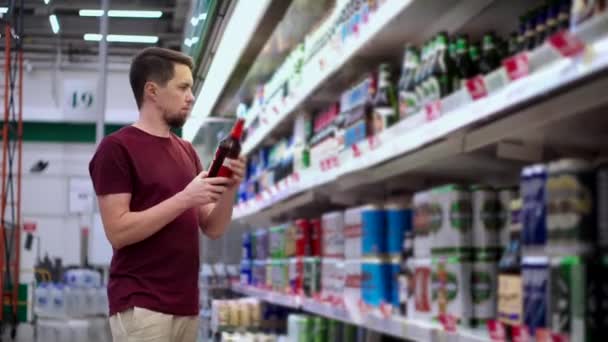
[144,81,157,102]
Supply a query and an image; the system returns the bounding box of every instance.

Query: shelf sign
[551,333,569,342]
[465,75,488,100]
[503,53,530,81]
[425,100,442,121]
[511,325,530,342]
[23,221,37,233]
[548,31,585,57]
[439,314,457,332]
[487,320,506,342]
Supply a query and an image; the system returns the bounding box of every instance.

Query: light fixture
[0,7,8,14]
[44,0,51,4]
[79,9,163,18]
[84,34,159,44]
[49,14,60,34]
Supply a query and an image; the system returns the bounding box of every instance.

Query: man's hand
[178,171,231,208]
[227,156,247,187]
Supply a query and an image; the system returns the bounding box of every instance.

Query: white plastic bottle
[34,283,50,317]
[50,283,67,318]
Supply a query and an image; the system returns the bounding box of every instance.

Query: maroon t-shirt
[89,126,203,316]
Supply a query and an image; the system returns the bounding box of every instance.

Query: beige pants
[109,307,199,342]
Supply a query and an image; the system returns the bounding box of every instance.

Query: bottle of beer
[525,9,538,50]
[507,31,520,58]
[433,32,457,97]
[208,118,245,178]
[546,0,560,36]
[449,37,461,92]
[517,14,529,53]
[469,42,481,76]
[372,63,398,132]
[479,32,501,75]
[557,0,572,30]
[398,230,414,316]
[534,5,549,47]
[455,35,476,84]
[398,45,420,118]
[415,41,431,106]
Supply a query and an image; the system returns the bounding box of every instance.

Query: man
[89,47,245,342]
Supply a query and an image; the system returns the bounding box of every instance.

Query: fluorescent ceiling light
[84,34,159,44]
[79,9,163,18]
[0,7,8,14]
[44,0,51,4]
[49,14,60,34]
[183,0,272,141]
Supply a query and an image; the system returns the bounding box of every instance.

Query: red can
[295,219,310,257]
[310,218,322,256]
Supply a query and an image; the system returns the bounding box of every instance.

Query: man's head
[129,47,195,129]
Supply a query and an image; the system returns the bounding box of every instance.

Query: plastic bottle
[34,283,51,317]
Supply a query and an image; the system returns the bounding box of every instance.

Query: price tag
[512,325,530,342]
[439,314,458,333]
[551,333,569,342]
[352,142,363,158]
[425,100,442,121]
[487,320,506,342]
[465,75,488,100]
[368,135,381,150]
[503,53,530,80]
[23,221,37,233]
[535,328,552,342]
[548,31,585,57]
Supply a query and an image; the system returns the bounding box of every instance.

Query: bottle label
[399,90,419,118]
[216,159,234,178]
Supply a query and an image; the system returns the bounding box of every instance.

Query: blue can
[386,205,412,255]
[362,205,386,256]
[523,256,549,335]
[521,164,547,246]
[242,232,252,260]
[362,258,389,307]
[240,259,252,285]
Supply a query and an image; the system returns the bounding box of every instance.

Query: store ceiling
[1,0,191,65]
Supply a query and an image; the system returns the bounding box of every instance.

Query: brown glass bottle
[208,118,245,178]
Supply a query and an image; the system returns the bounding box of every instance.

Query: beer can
[310,218,322,257]
[521,164,548,248]
[362,257,389,307]
[472,255,498,327]
[412,258,434,320]
[386,204,412,256]
[255,228,269,260]
[546,159,595,254]
[289,257,304,295]
[523,256,549,335]
[413,191,433,258]
[322,211,345,258]
[295,219,311,257]
[549,255,587,341]
[497,272,523,326]
[285,222,297,258]
[362,205,386,256]
[240,259,252,285]
[388,256,401,308]
[242,231,252,260]
[498,187,518,248]
[344,206,365,259]
[345,259,363,319]
[327,319,343,342]
[428,185,473,258]
[432,256,473,325]
[313,316,328,342]
[303,257,321,297]
[269,224,287,259]
[472,185,500,252]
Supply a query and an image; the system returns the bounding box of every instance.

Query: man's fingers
[207,184,227,194]
[204,177,232,185]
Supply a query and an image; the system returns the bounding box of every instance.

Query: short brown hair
[129,47,194,109]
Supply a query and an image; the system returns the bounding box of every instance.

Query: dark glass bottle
[433,32,457,97]
[208,118,245,177]
[449,38,461,92]
[525,10,538,50]
[469,42,481,76]
[398,45,420,118]
[507,31,520,57]
[546,0,560,36]
[398,230,414,316]
[480,32,501,75]
[455,35,476,84]
[558,0,572,30]
[534,5,549,47]
[517,13,529,53]
[372,63,399,131]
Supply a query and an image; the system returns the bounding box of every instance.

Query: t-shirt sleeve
[89,137,133,195]
[186,142,204,174]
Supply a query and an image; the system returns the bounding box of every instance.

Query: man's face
[155,63,194,129]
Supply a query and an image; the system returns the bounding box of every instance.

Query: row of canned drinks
[242,204,413,261]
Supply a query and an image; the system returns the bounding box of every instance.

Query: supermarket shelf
[232,285,490,342]
[242,0,495,155]
[233,13,608,222]
[231,283,300,309]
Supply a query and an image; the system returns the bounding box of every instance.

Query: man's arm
[98,171,231,249]
[199,157,246,239]
[98,192,191,249]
